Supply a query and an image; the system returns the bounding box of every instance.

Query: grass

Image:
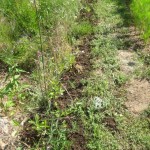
[68,0,150,149]
[0,0,95,149]
[0,0,80,68]
[71,21,93,38]
[131,0,150,41]
[0,0,150,149]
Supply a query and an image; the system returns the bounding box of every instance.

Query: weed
[0,65,30,118]
[114,73,128,87]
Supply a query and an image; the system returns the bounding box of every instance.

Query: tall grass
[131,0,150,41]
[0,0,80,67]
[0,0,82,121]
[0,0,81,98]
[0,1,96,149]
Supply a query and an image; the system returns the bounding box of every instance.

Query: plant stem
[33,0,47,93]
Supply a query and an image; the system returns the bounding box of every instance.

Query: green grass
[0,0,81,68]
[131,0,150,41]
[0,0,81,110]
[71,21,93,38]
[0,0,150,149]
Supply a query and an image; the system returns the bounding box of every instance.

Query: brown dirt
[57,36,92,109]
[69,132,86,150]
[0,117,18,150]
[117,50,143,74]
[102,117,118,133]
[125,79,150,115]
[117,50,136,74]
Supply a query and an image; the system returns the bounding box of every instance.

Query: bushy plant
[0,1,84,149]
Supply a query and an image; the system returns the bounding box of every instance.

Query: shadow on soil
[114,0,133,26]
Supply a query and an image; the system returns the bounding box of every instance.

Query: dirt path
[0,117,17,150]
[125,79,150,114]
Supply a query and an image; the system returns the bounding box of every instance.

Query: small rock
[93,97,104,109]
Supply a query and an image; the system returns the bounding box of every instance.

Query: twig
[61,84,73,101]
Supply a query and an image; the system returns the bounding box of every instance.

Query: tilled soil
[57,36,93,109]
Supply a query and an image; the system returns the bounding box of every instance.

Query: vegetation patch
[131,0,150,40]
[0,0,150,149]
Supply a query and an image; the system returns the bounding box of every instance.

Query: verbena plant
[131,0,150,41]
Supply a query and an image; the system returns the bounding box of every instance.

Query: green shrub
[0,0,81,39]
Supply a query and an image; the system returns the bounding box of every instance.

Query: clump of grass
[71,21,93,38]
[0,0,38,39]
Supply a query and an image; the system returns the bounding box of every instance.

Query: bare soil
[117,50,137,74]
[0,117,17,150]
[125,79,150,114]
